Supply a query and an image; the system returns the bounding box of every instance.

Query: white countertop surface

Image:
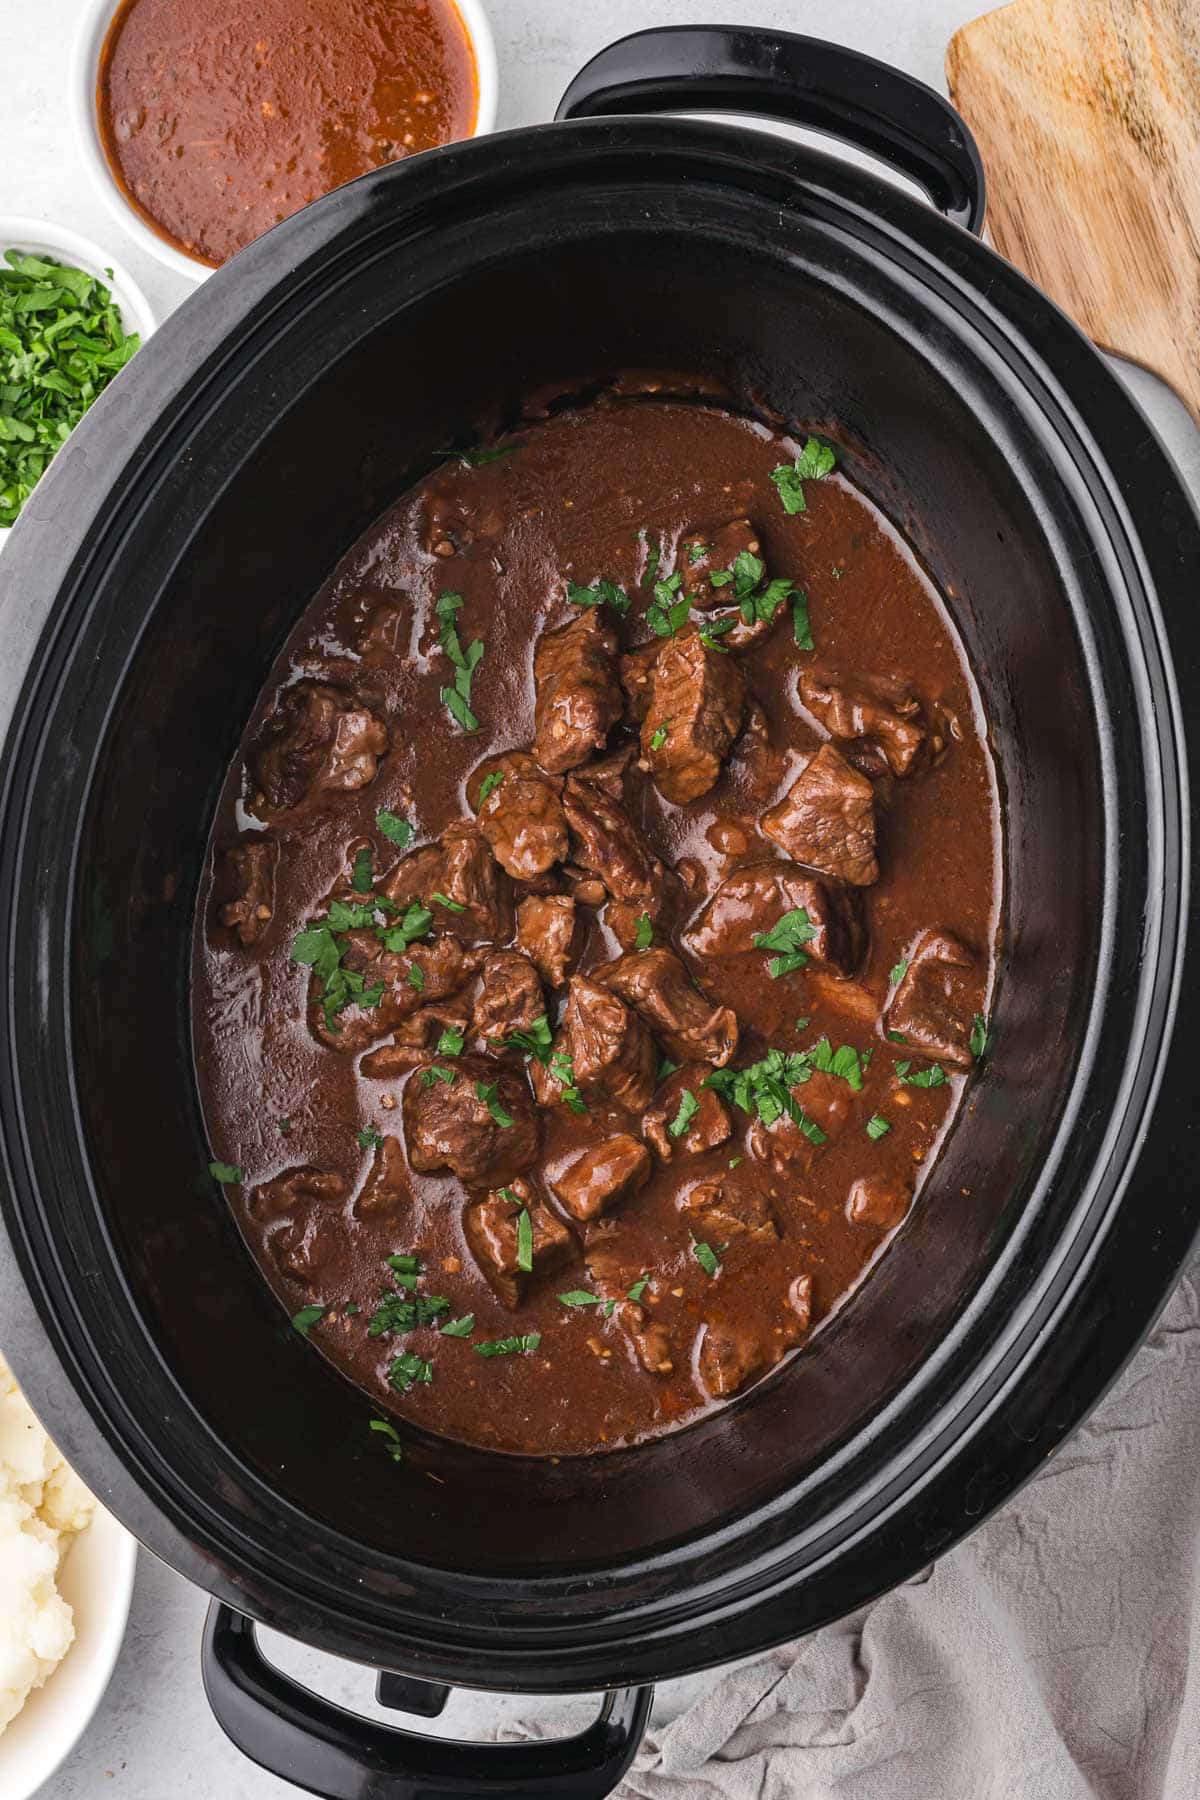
[5,0,1198,1795]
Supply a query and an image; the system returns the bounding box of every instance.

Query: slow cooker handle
[556,25,986,235]
[202,1603,653,1799]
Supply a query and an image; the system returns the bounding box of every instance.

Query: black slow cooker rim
[0,117,1195,1691]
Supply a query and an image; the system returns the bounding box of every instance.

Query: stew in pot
[193,391,1000,1457]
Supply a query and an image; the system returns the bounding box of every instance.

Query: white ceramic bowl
[0,215,156,556]
[0,1499,137,1800]
[70,0,500,282]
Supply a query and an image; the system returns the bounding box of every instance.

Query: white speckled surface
[5,0,1197,1793]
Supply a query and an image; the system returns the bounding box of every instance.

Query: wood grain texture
[947,0,1200,421]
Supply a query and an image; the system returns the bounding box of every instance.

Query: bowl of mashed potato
[0,1354,136,1799]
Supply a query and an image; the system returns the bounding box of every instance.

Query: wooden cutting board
[946,0,1200,423]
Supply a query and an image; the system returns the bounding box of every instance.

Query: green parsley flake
[376,809,414,849]
[558,1289,602,1308]
[693,1241,722,1278]
[808,1037,867,1092]
[634,912,654,950]
[657,1056,680,1084]
[477,1080,514,1128]
[386,1253,422,1291]
[753,908,817,977]
[699,616,738,652]
[649,722,670,750]
[889,958,910,987]
[291,1303,326,1337]
[408,961,426,992]
[866,1114,891,1141]
[208,1160,242,1184]
[369,1418,404,1462]
[436,591,484,733]
[627,1276,650,1303]
[640,532,662,586]
[550,1051,587,1114]
[896,1060,949,1090]
[351,846,374,893]
[453,442,524,466]
[504,1014,553,1063]
[706,1050,828,1143]
[474,1334,541,1358]
[432,891,465,912]
[971,1012,990,1059]
[566,576,630,615]
[388,1352,433,1393]
[647,573,690,637]
[436,1026,465,1057]
[668,1090,700,1139]
[791,591,814,651]
[440,1314,475,1337]
[278,1119,292,1135]
[368,1293,450,1338]
[378,901,433,952]
[516,1208,534,1273]
[769,437,836,515]
[356,1125,384,1150]
[476,769,505,807]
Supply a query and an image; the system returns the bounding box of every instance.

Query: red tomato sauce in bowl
[96,0,479,268]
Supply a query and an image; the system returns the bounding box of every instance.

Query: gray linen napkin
[498,1262,1200,1799]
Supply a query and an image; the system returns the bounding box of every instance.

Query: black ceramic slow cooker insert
[0,28,1196,1800]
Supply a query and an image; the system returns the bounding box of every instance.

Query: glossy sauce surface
[193,396,1000,1457]
[98,0,477,267]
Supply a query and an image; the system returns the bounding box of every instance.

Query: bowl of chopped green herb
[0,217,153,545]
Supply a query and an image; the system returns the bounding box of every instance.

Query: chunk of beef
[515,894,584,988]
[552,1133,652,1222]
[354,1135,411,1221]
[580,741,638,800]
[620,640,661,724]
[680,1175,777,1242]
[357,598,407,658]
[465,1179,575,1308]
[563,772,666,907]
[271,1212,344,1286]
[382,822,513,944]
[253,1165,345,1218]
[605,890,683,954]
[799,669,926,777]
[310,931,482,1053]
[402,1054,540,1186]
[473,951,546,1049]
[248,681,388,818]
[252,1166,346,1288]
[474,751,569,880]
[390,1000,472,1051]
[762,744,879,887]
[642,625,747,804]
[884,929,979,1069]
[729,700,786,800]
[598,949,738,1067]
[559,976,657,1112]
[583,1219,647,1296]
[678,519,762,607]
[624,1306,675,1375]
[697,1275,811,1399]
[684,861,866,979]
[533,610,622,774]
[644,1068,731,1160]
[847,1173,911,1231]
[216,836,277,946]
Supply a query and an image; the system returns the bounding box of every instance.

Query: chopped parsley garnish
[693,1241,722,1278]
[369,1418,404,1462]
[640,531,661,586]
[753,907,817,977]
[831,563,844,580]
[440,1314,475,1337]
[791,591,814,651]
[292,897,414,1031]
[436,591,484,733]
[627,1275,650,1303]
[728,1156,743,1170]
[634,912,654,950]
[795,1017,811,1032]
[386,1253,422,1291]
[887,1029,907,1044]
[368,1293,450,1338]
[769,437,836,514]
[451,442,524,466]
[290,1303,326,1337]
[278,1119,292,1135]
[436,1026,465,1056]
[432,891,465,913]
[497,1186,522,1203]
[503,1014,553,1063]
[474,1334,541,1358]
[657,1056,680,1084]
[344,1303,361,1316]
[649,722,670,750]
[896,1060,949,1089]
[550,1051,587,1114]
[0,251,140,528]
[668,1089,699,1139]
[699,615,738,651]
[408,961,426,992]
[376,809,414,849]
[866,1114,891,1141]
[477,1080,514,1128]
[378,901,433,952]
[388,1352,433,1392]
[890,958,910,987]
[558,1289,603,1308]
[476,769,505,807]
[688,541,709,563]
[421,1064,458,1088]
[647,573,690,637]
[971,1013,990,1059]
[516,1208,534,1273]
[807,1036,867,1092]
[208,1160,242,1184]
[566,576,630,615]
[707,1050,827,1143]
[351,846,374,893]
[708,552,802,642]
[356,1125,384,1150]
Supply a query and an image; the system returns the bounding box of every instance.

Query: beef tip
[680,1175,777,1242]
[473,750,569,880]
[641,625,746,805]
[403,1053,540,1187]
[583,1219,648,1296]
[697,1275,811,1398]
[620,640,661,724]
[684,861,866,979]
[465,1179,575,1308]
[252,1166,346,1288]
[644,1068,731,1160]
[621,1305,674,1375]
[473,950,546,1049]
[884,929,980,1069]
[357,598,406,658]
[391,1000,472,1050]
[382,822,513,944]
[559,976,658,1112]
[605,889,683,955]
[271,1212,344,1286]
[580,741,638,801]
[552,1133,652,1222]
[248,681,388,818]
[515,894,584,988]
[253,1165,345,1218]
[729,700,786,800]
[598,948,738,1067]
[762,744,879,887]
[216,836,277,946]
[847,1173,911,1231]
[799,669,926,777]
[677,519,762,606]
[310,931,481,1053]
[354,1135,411,1221]
[533,610,622,774]
[563,773,665,905]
